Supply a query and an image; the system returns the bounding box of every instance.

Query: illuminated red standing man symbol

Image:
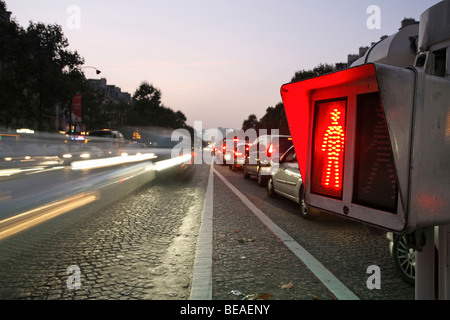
[312,100,346,199]
[322,108,344,190]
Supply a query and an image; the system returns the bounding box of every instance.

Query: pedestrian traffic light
[281,62,450,233]
[311,98,346,199]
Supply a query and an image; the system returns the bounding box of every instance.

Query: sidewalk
[205,165,340,300]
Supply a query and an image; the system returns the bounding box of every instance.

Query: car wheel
[267,177,277,198]
[392,234,415,285]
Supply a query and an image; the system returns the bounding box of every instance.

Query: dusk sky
[5,0,442,130]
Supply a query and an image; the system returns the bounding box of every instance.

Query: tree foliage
[128,81,187,129]
[0,4,85,131]
[291,63,336,82]
[242,114,259,131]
[259,102,290,135]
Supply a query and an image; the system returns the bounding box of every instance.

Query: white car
[244,134,293,186]
[266,145,316,219]
[228,141,249,171]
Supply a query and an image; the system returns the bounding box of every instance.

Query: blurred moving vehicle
[64,144,105,164]
[244,134,293,186]
[266,145,315,219]
[86,129,126,156]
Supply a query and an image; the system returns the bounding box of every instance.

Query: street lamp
[80,66,101,75]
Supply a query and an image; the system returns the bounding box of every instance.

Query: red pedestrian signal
[281,63,450,233]
[311,99,346,199]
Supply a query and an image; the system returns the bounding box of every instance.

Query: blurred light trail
[70,153,157,170]
[0,167,45,177]
[0,191,99,241]
[148,154,192,172]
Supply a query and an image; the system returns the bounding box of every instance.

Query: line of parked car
[215,134,315,217]
[215,133,415,285]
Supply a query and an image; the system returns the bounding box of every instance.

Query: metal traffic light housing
[281,62,450,233]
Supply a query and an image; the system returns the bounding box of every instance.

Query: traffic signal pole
[415,227,436,299]
[415,224,450,300]
[438,225,450,299]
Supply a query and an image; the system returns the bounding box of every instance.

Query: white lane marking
[189,164,214,300]
[214,168,359,300]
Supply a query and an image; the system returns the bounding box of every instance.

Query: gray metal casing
[281,63,450,233]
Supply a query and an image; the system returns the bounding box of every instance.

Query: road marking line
[190,164,214,300]
[214,168,359,300]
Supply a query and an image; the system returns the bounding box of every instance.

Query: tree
[291,63,335,82]
[259,102,289,135]
[128,81,187,129]
[130,81,162,125]
[23,22,85,131]
[0,12,26,127]
[242,114,259,131]
[0,7,85,131]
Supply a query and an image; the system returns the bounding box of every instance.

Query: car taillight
[267,143,274,157]
[311,99,346,199]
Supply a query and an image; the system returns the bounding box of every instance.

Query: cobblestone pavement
[211,164,415,300]
[0,166,207,300]
[0,163,415,301]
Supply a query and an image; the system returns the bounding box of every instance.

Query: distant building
[85,78,133,129]
[347,46,369,66]
[87,78,132,105]
[400,17,418,30]
[335,62,347,71]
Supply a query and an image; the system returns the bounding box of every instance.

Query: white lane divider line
[189,164,214,300]
[214,168,359,301]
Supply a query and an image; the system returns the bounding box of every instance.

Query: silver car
[244,134,293,186]
[267,145,315,219]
